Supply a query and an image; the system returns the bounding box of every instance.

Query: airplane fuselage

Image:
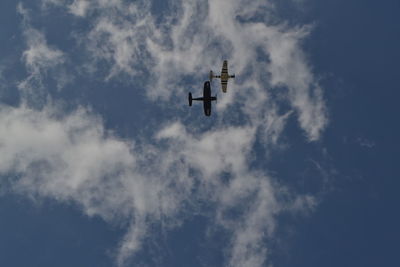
[203,81,212,116]
[210,60,235,93]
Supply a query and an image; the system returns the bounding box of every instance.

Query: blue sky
[0,0,399,266]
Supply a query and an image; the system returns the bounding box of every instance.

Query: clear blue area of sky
[272,1,400,266]
[0,0,399,266]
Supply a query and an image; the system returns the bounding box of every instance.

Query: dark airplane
[188,81,217,116]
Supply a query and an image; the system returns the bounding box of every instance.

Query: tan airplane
[209,60,235,93]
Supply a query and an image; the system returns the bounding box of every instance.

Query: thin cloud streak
[17,3,67,106]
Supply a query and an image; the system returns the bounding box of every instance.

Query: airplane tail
[188,92,193,106]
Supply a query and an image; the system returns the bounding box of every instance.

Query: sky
[0,0,399,266]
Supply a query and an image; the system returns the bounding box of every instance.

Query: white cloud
[68,0,90,17]
[153,121,316,267]
[156,122,256,178]
[17,3,66,105]
[64,0,327,139]
[41,0,121,15]
[85,6,153,80]
[18,3,65,75]
[21,28,64,74]
[0,104,190,263]
[0,102,316,266]
[356,137,375,148]
[1,0,329,266]
[265,25,328,140]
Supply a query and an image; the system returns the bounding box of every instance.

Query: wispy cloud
[0,104,315,266]
[66,0,327,140]
[0,0,329,266]
[17,3,66,106]
[356,137,375,148]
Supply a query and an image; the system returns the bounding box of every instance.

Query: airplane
[209,60,235,93]
[188,81,217,116]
